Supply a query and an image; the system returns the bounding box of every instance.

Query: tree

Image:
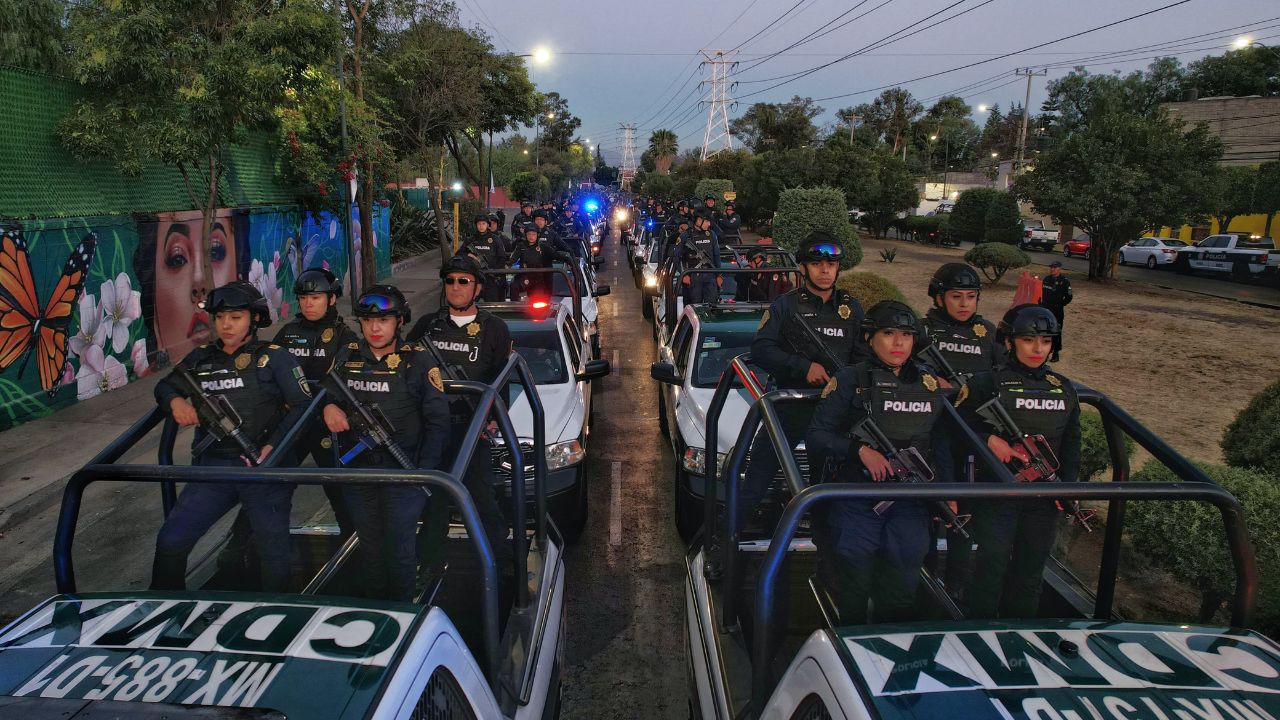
[0,0,66,73]
[858,88,923,156]
[1257,162,1280,238]
[950,188,1001,244]
[1015,63,1222,279]
[964,243,1030,284]
[593,163,619,187]
[912,95,981,175]
[642,173,674,198]
[729,96,822,153]
[1205,164,1260,233]
[773,187,862,267]
[737,147,817,222]
[984,191,1024,244]
[1185,45,1280,98]
[508,171,549,202]
[539,92,581,151]
[648,129,678,175]
[817,138,918,237]
[61,0,339,284]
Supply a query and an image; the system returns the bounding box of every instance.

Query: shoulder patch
[821,376,838,398]
[257,354,269,368]
[428,366,445,392]
[348,342,359,349]
[758,308,770,331]
[954,383,970,407]
[401,344,414,351]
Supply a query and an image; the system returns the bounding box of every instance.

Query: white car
[1118,236,1187,269]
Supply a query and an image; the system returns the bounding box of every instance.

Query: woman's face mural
[151,211,238,355]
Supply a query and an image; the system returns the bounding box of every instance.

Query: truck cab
[1176,234,1279,280]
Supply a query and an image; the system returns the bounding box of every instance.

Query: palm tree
[649,129,678,175]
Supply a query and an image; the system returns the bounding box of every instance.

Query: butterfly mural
[0,229,98,396]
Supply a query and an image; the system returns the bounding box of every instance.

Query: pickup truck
[1175,233,1280,281]
[1019,219,1059,251]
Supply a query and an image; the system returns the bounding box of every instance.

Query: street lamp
[977,104,989,113]
[1232,36,1280,59]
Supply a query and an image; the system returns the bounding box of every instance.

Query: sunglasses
[444,277,474,286]
[808,243,843,258]
[357,293,397,312]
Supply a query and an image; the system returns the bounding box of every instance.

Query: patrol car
[684,377,1270,720]
[486,297,611,542]
[1174,233,1280,281]
[0,357,568,719]
[549,258,609,360]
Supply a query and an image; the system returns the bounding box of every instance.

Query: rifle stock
[171,364,261,465]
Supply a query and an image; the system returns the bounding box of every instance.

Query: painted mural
[0,204,390,431]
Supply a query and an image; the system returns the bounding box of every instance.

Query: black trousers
[1048,305,1065,355]
[967,498,1060,619]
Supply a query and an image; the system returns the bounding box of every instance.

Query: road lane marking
[612,349,619,372]
[610,461,622,546]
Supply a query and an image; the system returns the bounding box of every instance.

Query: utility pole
[848,113,861,143]
[1015,67,1048,170]
[699,50,737,161]
[619,123,637,191]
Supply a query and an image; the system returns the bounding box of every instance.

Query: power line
[727,0,810,54]
[732,0,889,76]
[704,0,764,47]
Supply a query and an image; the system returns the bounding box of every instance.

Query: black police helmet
[441,254,484,282]
[676,200,689,209]
[998,304,1060,343]
[703,195,716,202]
[861,300,921,335]
[205,280,271,327]
[294,267,342,297]
[532,209,551,221]
[473,214,489,225]
[747,248,767,261]
[521,200,534,209]
[694,208,715,223]
[725,201,736,209]
[797,231,844,263]
[927,262,982,298]
[486,212,499,223]
[354,285,410,325]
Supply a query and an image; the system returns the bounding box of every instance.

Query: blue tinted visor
[809,243,842,258]
[357,293,397,313]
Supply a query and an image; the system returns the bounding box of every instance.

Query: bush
[964,242,1030,284]
[508,171,549,202]
[774,187,863,268]
[836,270,908,311]
[390,202,441,262]
[879,248,897,263]
[950,187,1001,244]
[1127,461,1280,631]
[643,174,675,198]
[937,214,954,245]
[1222,379,1280,478]
[694,178,734,211]
[984,191,1024,245]
[1078,410,1136,481]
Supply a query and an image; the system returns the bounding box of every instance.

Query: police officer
[511,201,535,236]
[1040,261,1073,362]
[152,280,313,592]
[273,267,359,537]
[486,213,511,253]
[961,304,1081,619]
[509,224,563,299]
[920,262,1006,598]
[533,209,577,259]
[323,285,451,601]
[736,248,790,302]
[677,209,721,304]
[460,215,508,301]
[738,233,866,527]
[719,201,742,242]
[806,301,952,623]
[408,255,513,563]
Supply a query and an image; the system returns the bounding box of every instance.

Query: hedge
[984,191,1023,245]
[950,187,1002,244]
[1221,378,1280,478]
[694,179,734,211]
[963,242,1030,284]
[1127,461,1280,632]
[835,270,908,311]
[774,187,862,268]
[1078,410,1136,481]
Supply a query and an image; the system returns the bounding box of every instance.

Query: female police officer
[152,280,312,592]
[960,304,1081,619]
[806,300,952,624]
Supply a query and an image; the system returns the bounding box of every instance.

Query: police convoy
[1,192,1275,720]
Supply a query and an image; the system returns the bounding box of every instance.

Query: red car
[1063,234,1091,259]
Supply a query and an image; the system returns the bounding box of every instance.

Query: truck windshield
[692,332,757,388]
[511,328,568,384]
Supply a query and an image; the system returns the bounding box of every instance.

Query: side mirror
[593,284,611,297]
[578,358,611,381]
[650,361,681,385]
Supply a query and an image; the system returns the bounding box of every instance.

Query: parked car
[1175,233,1280,281]
[1063,235,1091,259]
[1020,219,1059,252]
[1118,236,1187,269]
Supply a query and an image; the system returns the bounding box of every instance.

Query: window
[672,319,694,374]
[563,317,583,369]
[789,693,834,720]
[511,328,568,384]
[408,666,477,720]
[692,332,756,388]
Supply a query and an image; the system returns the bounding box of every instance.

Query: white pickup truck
[1019,219,1059,252]
[1175,233,1280,281]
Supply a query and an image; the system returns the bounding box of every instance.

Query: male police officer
[719,201,742,242]
[806,301,952,623]
[323,286,450,601]
[509,224,563,300]
[677,209,721,304]
[961,304,1081,619]
[274,267,359,537]
[460,215,508,301]
[511,201,535,236]
[1041,261,1073,362]
[738,233,866,527]
[153,281,313,592]
[409,255,513,563]
[736,248,790,302]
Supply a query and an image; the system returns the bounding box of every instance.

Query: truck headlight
[547,439,586,470]
[645,275,658,288]
[614,209,629,223]
[681,446,728,476]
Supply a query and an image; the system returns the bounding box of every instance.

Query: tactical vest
[924,312,997,376]
[862,365,943,453]
[334,344,423,464]
[685,231,717,268]
[276,317,345,382]
[992,367,1077,453]
[426,315,483,377]
[187,342,276,453]
[464,234,503,268]
[797,291,861,364]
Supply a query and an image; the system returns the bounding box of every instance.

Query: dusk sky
[454,0,1278,164]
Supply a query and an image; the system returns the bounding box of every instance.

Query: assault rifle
[975,397,1096,531]
[171,364,262,465]
[781,315,845,376]
[849,415,971,537]
[326,370,420,480]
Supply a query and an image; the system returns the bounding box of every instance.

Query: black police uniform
[326,338,451,602]
[413,307,514,562]
[719,210,743,241]
[459,233,509,301]
[806,358,952,623]
[273,307,360,536]
[739,287,866,518]
[677,226,720,304]
[511,209,534,236]
[508,237,562,299]
[961,360,1081,619]
[736,261,790,302]
[1041,274,1073,358]
[152,339,313,592]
